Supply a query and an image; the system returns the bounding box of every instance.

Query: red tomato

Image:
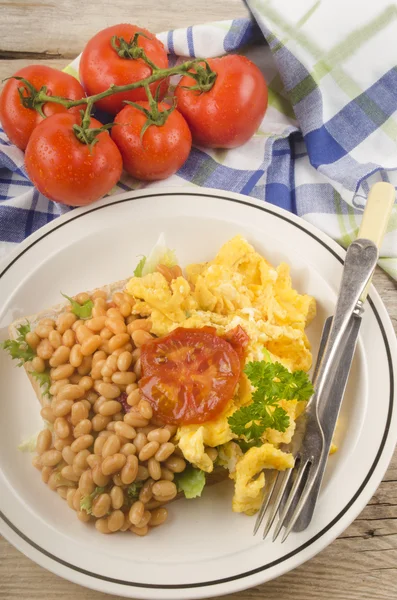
[79,24,169,115]
[0,65,86,150]
[25,113,123,206]
[175,55,268,148]
[139,327,242,425]
[111,102,192,180]
[222,325,250,366]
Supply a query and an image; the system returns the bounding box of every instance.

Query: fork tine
[262,467,294,540]
[253,471,277,535]
[272,459,311,542]
[280,467,319,543]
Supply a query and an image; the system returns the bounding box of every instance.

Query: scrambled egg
[126,235,315,514]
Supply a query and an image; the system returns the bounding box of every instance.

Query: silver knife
[293,182,395,532]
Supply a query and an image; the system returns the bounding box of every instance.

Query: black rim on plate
[0,192,394,590]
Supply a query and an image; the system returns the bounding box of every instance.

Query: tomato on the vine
[139,327,242,425]
[25,113,123,206]
[79,24,169,115]
[175,55,268,148]
[0,65,86,150]
[111,102,192,180]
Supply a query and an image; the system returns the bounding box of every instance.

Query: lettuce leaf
[175,466,206,499]
[133,233,178,277]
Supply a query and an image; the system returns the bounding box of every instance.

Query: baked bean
[57,486,70,500]
[148,458,162,481]
[41,449,62,467]
[139,479,154,503]
[36,428,52,455]
[86,454,102,469]
[101,453,127,476]
[139,425,158,436]
[52,398,73,418]
[73,419,92,438]
[120,513,132,532]
[105,317,127,335]
[110,486,124,510]
[130,525,149,536]
[54,417,70,439]
[120,302,132,318]
[51,364,75,381]
[206,447,218,462]
[149,507,168,526]
[95,381,120,399]
[75,292,91,305]
[127,389,141,407]
[164,424,177,436]
[57,384,84,402]
[136,466,149,481]
[111,371,136,386]
[79,376,93,391]
[101,355,118,378]
[91,359,106,380]
[131,347,141,362]
[62,445,76,465]
[152,480,177,500]
[61,465,80,482]
[69,373,82,385]
[95,518,111,534]
[77,510,91,523]
[133,432,147,454]
[92,463,111,487]
[67,488,76,509]
[160,468,174,481]
[86,316,107,332]
[139,441,160,462]
[127,318,152,334]
[35,324,53,339]
[108,333,130,352]
[120,442,137,457]
[25,331,40,350]
[91,414,111,432]
[48,329,62,349]
[36,339,53,360]
[69,344,83,368]
[72,489,82,511]
[108,509,125,532]
[106,307,122,319]
[145,500,162,510]
[31,356,45,373]
[94,436,106,455]
[102,434,121,458]
[53,435,74,451]
[92,290,107,301]
[131,330,153,348]
[93,395,108,414]
[172,265,183,278]
[56,312,77,334]
[133,358,141,378]
[77,356,92,375]
[137,399,153,420]
[112,292,124,306]
[79,469,95,496]
[92,350,107,366]
[76,325,93,344]
[70,401,89,426]
[155,442,175,462]
[73,449,91,471]
[100,327,113,340]
[99,400,122,416]
[136,510,151,528]
[124,411,149,428]
[49,345,70,367]
[164,456,186,473]
[47,471,63,489]
[113,473,123,486]
[120,342,133,353]
[81,335,102,357]
[62,329,75,348]
[72,463,85,477]
[71,434,94,453]
[114,421,136,440]
[129,500,144,526]
[147,428,171,444]
[109,347,124,358]
[120,454,138,484]
[41,465,52,483]
[49,379,69,396]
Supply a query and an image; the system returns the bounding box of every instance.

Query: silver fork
[253,238,379,542]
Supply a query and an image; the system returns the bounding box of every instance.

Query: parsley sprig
[61,293,93,319]
[1,322,35,366]
[30,370,51,398]
[228,360,314,442]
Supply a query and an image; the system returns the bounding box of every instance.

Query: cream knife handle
[358,182,395,302]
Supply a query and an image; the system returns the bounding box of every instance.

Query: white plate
[0,187,396,599]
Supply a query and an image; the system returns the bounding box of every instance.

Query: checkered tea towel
[0,0,396,277]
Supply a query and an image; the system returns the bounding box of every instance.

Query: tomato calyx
[3,76,49,118]
[72,103,114,150]
[124,84,177,141]
[178,60,217,93]
[110,32,158,71]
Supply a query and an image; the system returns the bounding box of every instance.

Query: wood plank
[0,0,248,57]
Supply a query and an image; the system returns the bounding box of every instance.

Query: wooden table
[1,2,396,599]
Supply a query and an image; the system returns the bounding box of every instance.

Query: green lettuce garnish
[1,321,35,366]
[61,293,93,319]
[133,233,178,277]
[175,466,206,499]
